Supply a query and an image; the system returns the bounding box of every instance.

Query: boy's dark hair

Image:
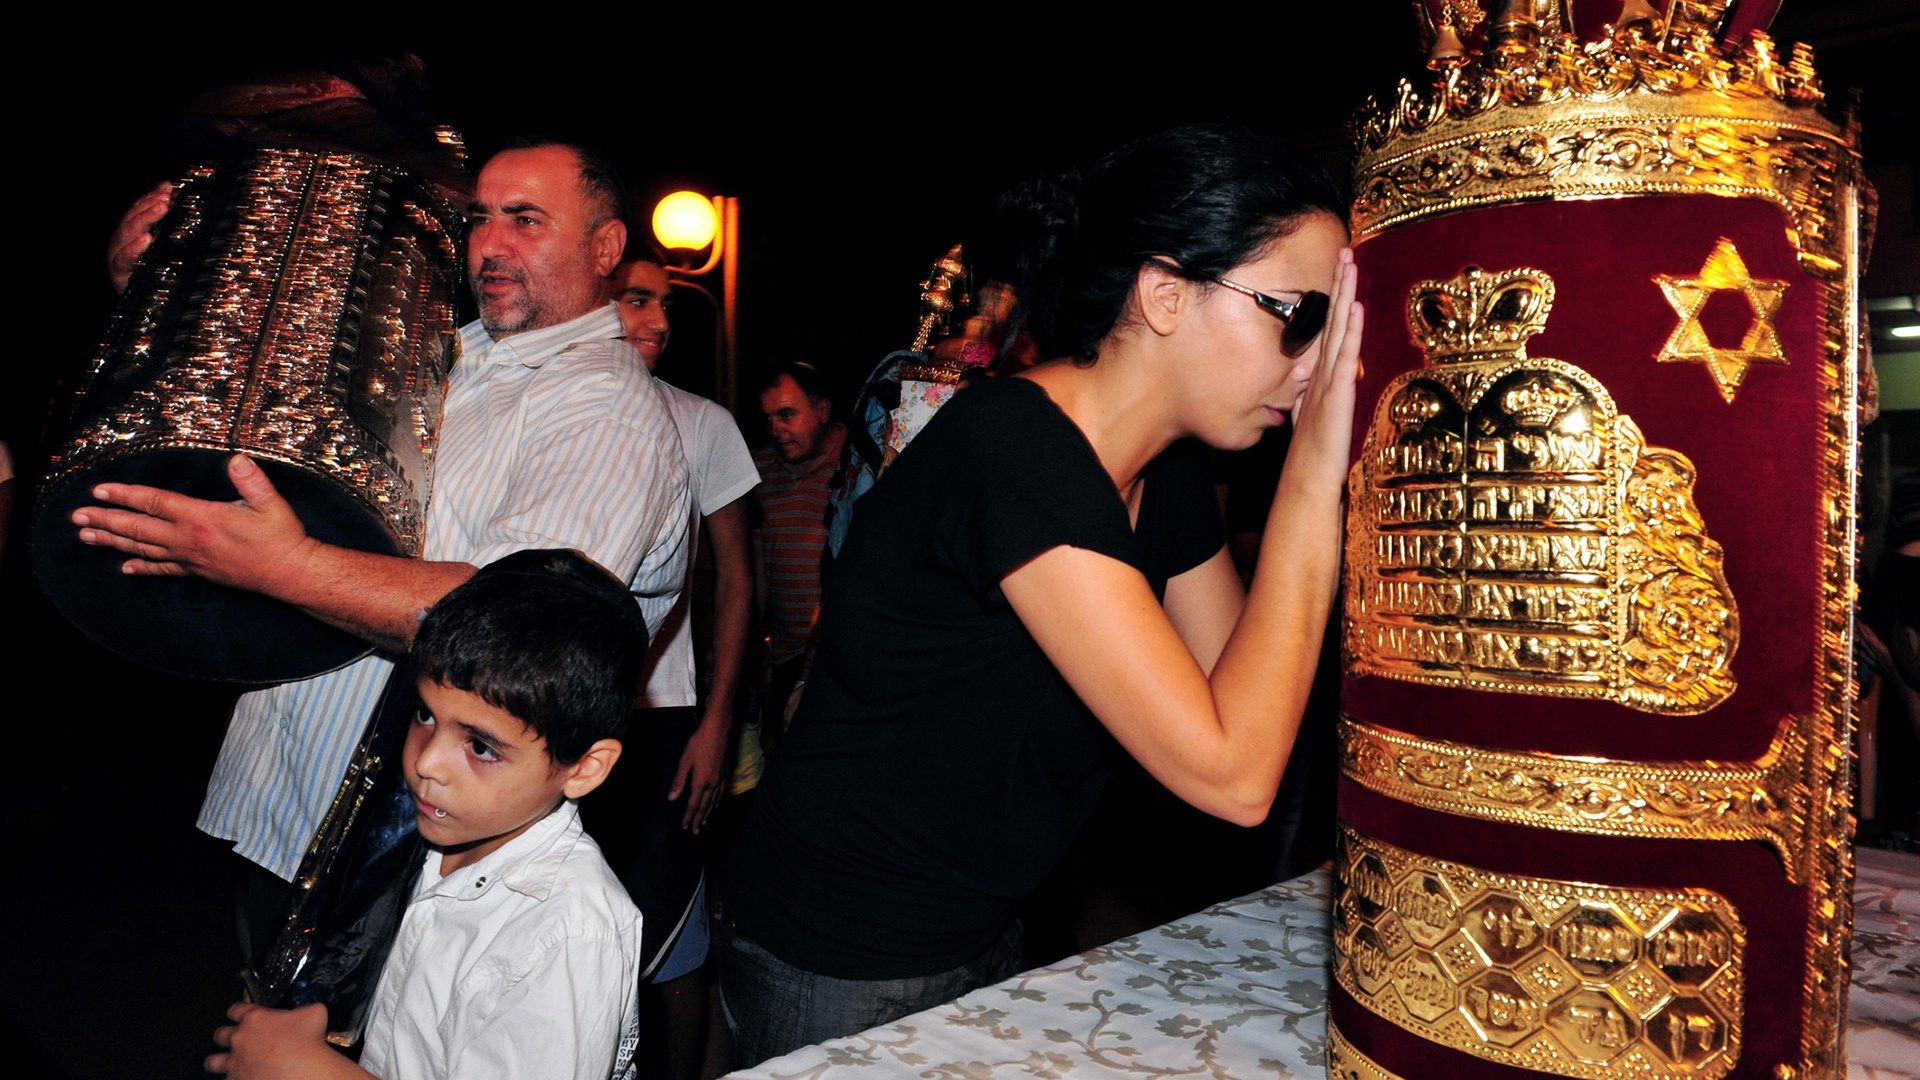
[623,239,671,268]
[413,549,647,765]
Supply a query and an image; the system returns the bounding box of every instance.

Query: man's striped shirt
[752,425,845,664]
[199,304,691,880]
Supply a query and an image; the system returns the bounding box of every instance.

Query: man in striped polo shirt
[751,363,845,745]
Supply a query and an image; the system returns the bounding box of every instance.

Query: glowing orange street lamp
[653,192,718,252]
[653,190,739,410]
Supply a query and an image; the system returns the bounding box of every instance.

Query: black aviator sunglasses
[1209,277,1331,359]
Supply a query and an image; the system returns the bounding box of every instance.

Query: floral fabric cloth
[731,872,1335,1079]
[1849,847,1920,1080]
[884,378,959,456]
[731,853,1920,1080]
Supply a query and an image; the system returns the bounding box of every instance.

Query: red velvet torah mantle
[1328,4,1872,1080]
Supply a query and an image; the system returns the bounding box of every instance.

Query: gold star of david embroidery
[1653,237,1790,403]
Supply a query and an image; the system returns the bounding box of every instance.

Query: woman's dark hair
[994,123,1345,364]
[413,549,647,765]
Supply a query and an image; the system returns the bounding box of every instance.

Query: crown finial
[1406,265,1556,364]
[1613,0,1664,44]
[1666,0,1732,40]
[911,245,968,353]
[1350,0,1854,275]
[1428,12,1470,70]
[1485,0,1541,62]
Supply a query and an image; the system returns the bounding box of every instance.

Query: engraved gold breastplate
[1332,827,1747,1080]
[1343,265,1738,714]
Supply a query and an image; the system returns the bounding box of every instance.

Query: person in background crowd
[749,362,845,744]
[582,251,757,1080]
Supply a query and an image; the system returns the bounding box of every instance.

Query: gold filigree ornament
[1344,265,1738,713]
[1351,2,1861,278]
[1338,715,1819,879]
[1653,237,1790,402]
[1333,826,1747,1080]
[1787,186,1868,1078]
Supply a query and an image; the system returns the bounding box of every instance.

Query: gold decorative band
[1347,17,1859,277]
[895,362,966,385]
[1327,1022,1406,1080]
[1789,184,1866,1077]
[1352,114,1852,277]
[1333,826,1746,1080]
[1339,715,1807,877]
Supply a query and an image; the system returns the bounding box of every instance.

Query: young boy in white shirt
[207,549,648,1080]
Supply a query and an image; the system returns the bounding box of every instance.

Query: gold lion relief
[1344,266,1738,714]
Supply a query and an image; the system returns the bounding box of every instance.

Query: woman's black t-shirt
[724,376,1225,979]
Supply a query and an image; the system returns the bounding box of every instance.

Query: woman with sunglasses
[719,123,1363,1065]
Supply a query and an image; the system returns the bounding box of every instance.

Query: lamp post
[653,190,739,411]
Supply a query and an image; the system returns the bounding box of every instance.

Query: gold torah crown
[1351,0,1859,275]
[1407,264,1556,363]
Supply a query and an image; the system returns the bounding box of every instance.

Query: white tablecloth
[1850,847,1920,1080]
[732,852,1920,1079]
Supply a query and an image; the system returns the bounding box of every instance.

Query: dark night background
[4,6,1915,1078]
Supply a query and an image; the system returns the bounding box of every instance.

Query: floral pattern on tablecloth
[1847,847,1920,1080]
[733,852,1920,1080]
[734,872,1335,1079]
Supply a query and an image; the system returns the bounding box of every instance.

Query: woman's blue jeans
[716,915,1026,1069]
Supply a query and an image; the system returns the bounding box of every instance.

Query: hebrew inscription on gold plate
[1333,826,1746,1080]
[1343,266,1738,713]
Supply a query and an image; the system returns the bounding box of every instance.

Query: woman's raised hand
[1287,248,1365,498]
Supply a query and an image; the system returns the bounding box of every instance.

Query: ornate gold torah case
[32,149,462,683]
[1329,3,1870,1079]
